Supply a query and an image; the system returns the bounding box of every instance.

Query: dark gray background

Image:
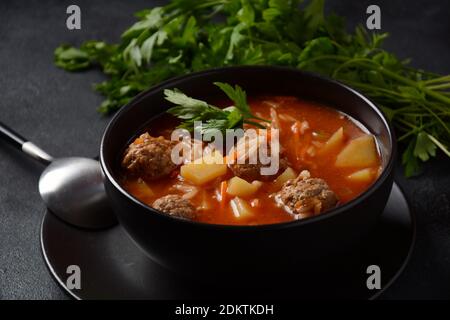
[0,0,449,299]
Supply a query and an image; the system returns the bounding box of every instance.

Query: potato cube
[335,135,378,168]
[193,151,224,164]
[347,168,374,183]
[227,177,261,197]
[135,179,154,196]
[230,197,254,219]
[273,167,297,190]
[320,127,345,154]
[180,153,227,185]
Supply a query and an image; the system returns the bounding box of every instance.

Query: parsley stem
[332,58,373,78]
[244,120,266,128]
[427,83,450,90]
[397,123,434,142]
[427,134,450,157]
[421,104,450,136]
[396,118,418,130]
[344,81,405,98]
[376,66,450,105]
[422,75,450,85]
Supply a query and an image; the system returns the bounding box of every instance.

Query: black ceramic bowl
[100,66,396,282]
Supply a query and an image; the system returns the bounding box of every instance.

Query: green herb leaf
[402,138,421,177]
[414,131,437,162]
[165,82,268,138]
[214,82,250,114]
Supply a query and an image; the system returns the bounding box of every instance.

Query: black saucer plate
[41,183,415,300]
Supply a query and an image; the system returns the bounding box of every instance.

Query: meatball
[229,158,289,182]
[152,194,196,220]
[122,133,178,180]
[228,135,288,182]
[273,170,338,217]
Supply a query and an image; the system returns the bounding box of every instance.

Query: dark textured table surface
[0,0,449,300]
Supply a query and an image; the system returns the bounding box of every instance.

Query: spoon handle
[0,121,54,165]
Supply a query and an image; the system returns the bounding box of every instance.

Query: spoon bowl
[0,121,116,229]
[39,157,116,229]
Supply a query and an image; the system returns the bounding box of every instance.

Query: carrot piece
[225,151,237,164]
[264,129,272,142]
[220,180,228,208]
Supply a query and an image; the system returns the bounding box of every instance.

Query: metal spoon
[0,121,116,229]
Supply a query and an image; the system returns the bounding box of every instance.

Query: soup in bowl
[120,95,382,225]
[100,66,395,280]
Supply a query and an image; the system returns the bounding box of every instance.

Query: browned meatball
[152,195,196,220]
[122,133,178,180]
[273,170,338,217]
[229,157,289,182]
[228,136,288,182]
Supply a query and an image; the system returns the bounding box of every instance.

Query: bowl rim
[100,65,397,231]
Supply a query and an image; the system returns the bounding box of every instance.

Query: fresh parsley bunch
[54,0,450,176]
[165,82,268,137]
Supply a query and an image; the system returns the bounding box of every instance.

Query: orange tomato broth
[121,96,382,225]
